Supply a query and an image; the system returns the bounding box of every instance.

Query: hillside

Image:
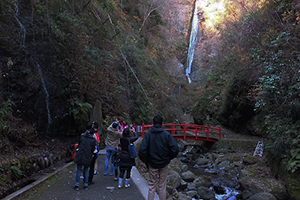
[1,0,300,199]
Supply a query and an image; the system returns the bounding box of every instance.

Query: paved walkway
[4,149,153,200]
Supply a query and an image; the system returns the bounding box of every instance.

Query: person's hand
[130,127,135,132]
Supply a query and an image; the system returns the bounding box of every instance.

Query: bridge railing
[140,122,221,142]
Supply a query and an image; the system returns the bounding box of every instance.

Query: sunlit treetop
[198,0,267,31]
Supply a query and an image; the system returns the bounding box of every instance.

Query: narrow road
[9,153,147,200]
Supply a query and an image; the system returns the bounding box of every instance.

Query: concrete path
[4,148,154,200]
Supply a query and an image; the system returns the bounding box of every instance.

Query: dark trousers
[119,166,132,179]
[88,154,97,182]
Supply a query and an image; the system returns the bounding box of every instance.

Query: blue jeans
[75,164,89,187]
[104,146,115,175]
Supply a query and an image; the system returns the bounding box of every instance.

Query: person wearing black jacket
[138,115,179,200]
[74,122,96,191]
[118,127,138,188]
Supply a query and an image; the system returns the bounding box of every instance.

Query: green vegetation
[0,0,299,197]
[192,0,300,178]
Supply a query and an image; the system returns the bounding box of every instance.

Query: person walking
[118,127,138,188]
[104,122,122,176]
[138,115,179,200]
[88,121,100,185]
[92,121,100,175]
[74,122,96,191]
[112,144,121,181]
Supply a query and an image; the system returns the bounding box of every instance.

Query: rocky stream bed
[135,127,290,200]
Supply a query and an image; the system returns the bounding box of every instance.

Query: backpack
[127,138,137,159]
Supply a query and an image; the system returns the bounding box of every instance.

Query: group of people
[103,119,138,188]
[73,115,179,200]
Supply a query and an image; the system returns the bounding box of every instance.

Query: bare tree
[138,0,164,32]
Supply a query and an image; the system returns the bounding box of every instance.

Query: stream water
[187,162,240,200]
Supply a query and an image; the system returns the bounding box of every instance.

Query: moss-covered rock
[239,177,288,200]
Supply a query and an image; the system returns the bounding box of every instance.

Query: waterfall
[186,0,201,84]
[14,3,52,133]
[14,3,26,47]
[35,60,52,128]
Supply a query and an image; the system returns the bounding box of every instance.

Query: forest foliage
[0,0,299,176]
[193,0,300,174]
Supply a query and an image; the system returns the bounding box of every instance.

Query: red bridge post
[172,122,175,136]
[142,123,145,138]
[184,121,186,139]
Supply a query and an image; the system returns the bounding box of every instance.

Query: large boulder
[169,158,183,173]
[239,177,288,200]
[167,170,181,189]
[247,192,277,200]
[181,170,195,182]
[197,186,216,200]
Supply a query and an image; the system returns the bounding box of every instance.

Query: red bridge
[139,122,221,143]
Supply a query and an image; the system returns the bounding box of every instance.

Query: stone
[242,155,258,165]
[181,170,195,182]
[197,186,216,200]
[193,177,209,187]
[48,154,54,165]
[167,170,181,189]
[38,157,45,169]
[239,177,288,200]
[186,190,197,198]
[242,190,253,199]
[187,182,196,190]
[182,164,188,172]
[44,157,49,167]
[177,192,192,200]
[247,192,276,200]
[169,158,183,173]
[217,160,230,169]
[195,157,209,165]
[178,179,187,190]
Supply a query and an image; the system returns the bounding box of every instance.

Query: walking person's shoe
[94,170,99,175]
[84,185,88,190]
[74,185,79,191]
[118,178,123,188]
[125,178,130,188]
[88,181,94,185]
